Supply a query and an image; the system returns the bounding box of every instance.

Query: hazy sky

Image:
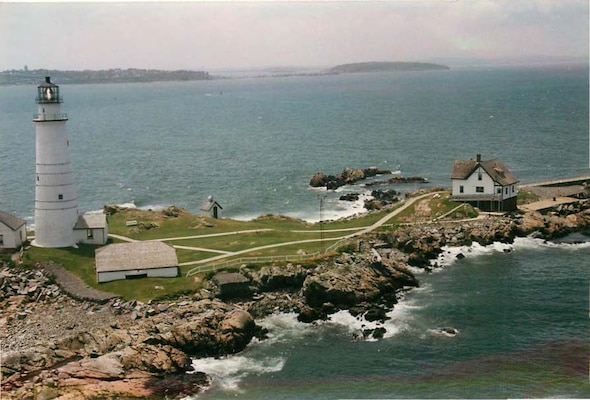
[1,1,588,71]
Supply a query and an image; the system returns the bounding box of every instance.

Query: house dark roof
[200,196,223,212]
[451,157,518,186]
[0,211,26,231]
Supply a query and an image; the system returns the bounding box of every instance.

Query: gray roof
[200,197,223,212]
[0,211,26,231]
[95,241,178,273]
[451,157,518,186]
[74,213,107,230]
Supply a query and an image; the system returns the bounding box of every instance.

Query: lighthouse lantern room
[32,77,79,247]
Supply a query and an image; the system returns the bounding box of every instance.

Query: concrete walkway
[519,196,580,212]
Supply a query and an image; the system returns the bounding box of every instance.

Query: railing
[185,238,354,277]
[450,194,501,202]
[33,113,68,121]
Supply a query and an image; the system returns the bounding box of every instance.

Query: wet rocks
[310,166,391,190]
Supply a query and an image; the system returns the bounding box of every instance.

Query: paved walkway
[519,196,580,212]
[41,262,117,303]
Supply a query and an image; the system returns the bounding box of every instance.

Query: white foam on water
[190,354,285,393]
[324,306,417,341]
[433,241,514,267]
[433,234,590,268]
[512,235,590,251]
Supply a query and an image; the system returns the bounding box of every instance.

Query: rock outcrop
[310,166,391,190]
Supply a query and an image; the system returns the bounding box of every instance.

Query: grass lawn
[23,192,473,302]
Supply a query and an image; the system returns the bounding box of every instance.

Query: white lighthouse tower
[32,77,79,247]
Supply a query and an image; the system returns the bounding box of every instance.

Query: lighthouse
[32,77,79,247]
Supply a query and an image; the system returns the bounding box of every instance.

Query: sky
[0,0,588,71]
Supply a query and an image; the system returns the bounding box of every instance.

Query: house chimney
[476,154,481,162]
[45,76,51,84]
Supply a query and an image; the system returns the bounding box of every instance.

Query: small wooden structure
[95,241,178,283]
[74,213,108,245]
[0,211,26,251]
[200,196,223,219]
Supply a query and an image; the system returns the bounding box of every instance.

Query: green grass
[25,193,478,302]
[517,189,541,205]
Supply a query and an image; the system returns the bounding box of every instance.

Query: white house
[200,196,223,219]
[0,211,27,251]
[74,213,108,245]
[451,154,519,212]
[95,241,178,283]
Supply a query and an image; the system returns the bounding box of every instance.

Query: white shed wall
[97,266,179,283]
[0,223,26,249]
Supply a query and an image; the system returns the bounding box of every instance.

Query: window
[476,186,484,193]
[36,175,39,182]
[512,186,515,193]
[478,172,483,181]
[0,234,3,246]
[87,229,94,239]
[459,186,464,193]
[497,188,502,194]
[505,187,508,195]
[58,194,63,200]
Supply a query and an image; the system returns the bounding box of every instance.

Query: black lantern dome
[36,76,62,104]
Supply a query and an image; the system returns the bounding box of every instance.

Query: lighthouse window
[58,194,63,200]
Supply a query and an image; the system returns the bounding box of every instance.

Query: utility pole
[318,194,326,253]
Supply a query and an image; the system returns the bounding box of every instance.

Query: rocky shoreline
[2,199,589,399]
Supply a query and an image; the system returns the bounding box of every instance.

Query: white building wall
[74,227,108,245]
[452,166,495,196]
[98,266,179,283]
[33,101,79,248]
[0,223,26,249]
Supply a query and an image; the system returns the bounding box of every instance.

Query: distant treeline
[0,68,213,85]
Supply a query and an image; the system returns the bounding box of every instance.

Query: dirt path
[42,262,117,303]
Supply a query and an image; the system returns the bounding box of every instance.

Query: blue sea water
[0,64,589,398]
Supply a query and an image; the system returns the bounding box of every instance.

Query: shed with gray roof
[0,211,27,250]
[95,241,179,283]
[74,213,108,245]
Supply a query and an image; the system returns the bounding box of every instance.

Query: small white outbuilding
[95,241,179,283]
[74,213,108,245]
[0,211,27,251]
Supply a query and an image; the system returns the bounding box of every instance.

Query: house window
[459,185,464,193]
[512,186,515,193]
[476,186,484,193]
[505,187,508,195]
[58,194,63,200]
[478,172,482,181]
[87,229,94,239]
[36,175,40,182]
[497,188,502,194]
[0,234,3,246]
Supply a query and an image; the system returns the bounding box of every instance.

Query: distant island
[0,68,213,86]
[326,61,450,74]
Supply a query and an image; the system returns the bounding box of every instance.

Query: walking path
[179,191,443,268]
[519,196,580,212]
[41,262,117,303]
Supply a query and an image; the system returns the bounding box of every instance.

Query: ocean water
[1,64,589,398]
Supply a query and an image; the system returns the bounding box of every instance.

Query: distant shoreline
[0,61,451,86]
